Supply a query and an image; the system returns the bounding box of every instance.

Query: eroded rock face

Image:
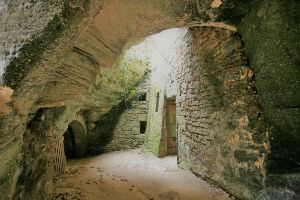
[0,0,78,89]
[239,0,300,173]
[0,0,299,199]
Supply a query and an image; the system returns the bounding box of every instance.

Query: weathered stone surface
[1,1,88,89]
[239,0,300,172]
[0,0,299,199]
[145,27,268,199]
[88,73,150,153]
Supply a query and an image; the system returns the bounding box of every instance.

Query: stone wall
[176,27,267,199]
[87,73,150,153]
[144,86,164,155]
[144,67,169,155]
[145,27,269,200]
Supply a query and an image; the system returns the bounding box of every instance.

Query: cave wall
[0,1,101,197]
[238,0,300,173]
[7,107,82,200]
[9,106,92,200]
[0,0,90,88]
[0,0,64,85]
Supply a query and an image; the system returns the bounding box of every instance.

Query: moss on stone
[86,50,148,153]
[145,129,161,155]
[239,0,300,173]
[88,101,127,154]
[234,150,258,162]
[3,0,90,89]
[144,85,164,156]
[0,157,17,200]
[217,0,258,25]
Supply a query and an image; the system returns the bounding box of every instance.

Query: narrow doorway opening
[54,120,87,177]
[63,126,76,159]
[166,99,177,155]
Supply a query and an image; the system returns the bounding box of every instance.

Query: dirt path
[54,149,232,200]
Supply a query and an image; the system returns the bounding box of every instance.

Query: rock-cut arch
[0,0,299,200]
[64,120,88,158]
[53,114,87,177]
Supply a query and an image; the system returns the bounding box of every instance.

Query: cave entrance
[166,99,177,155]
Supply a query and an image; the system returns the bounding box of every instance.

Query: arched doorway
[4,0,298,199]
[54,119,87,177]
[166,98,177,155]
[63,126,76,159]
[63,120,87,158]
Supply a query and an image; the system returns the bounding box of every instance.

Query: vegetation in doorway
[118,46,150,110]
[87,44,150,154]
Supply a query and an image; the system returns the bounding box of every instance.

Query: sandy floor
[54,149,232,200]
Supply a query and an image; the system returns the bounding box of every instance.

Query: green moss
[221,146,231,157]
[238,168,263,190]
[239,0,300,173]
[234,150,258,162]
[145,129,161,155]
[143,85,163,156]
[87,50,148,153]
[88,100,126,154]
[217,0,258,25]
[267,109,300,173]
[3,0,90,89]
[0,158,17,200]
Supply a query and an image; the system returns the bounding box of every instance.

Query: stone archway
[10,0,235,116]
[53,115,87,177]
[0,0,299,200]
[2,3,240,198]
[64,120,88,158]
